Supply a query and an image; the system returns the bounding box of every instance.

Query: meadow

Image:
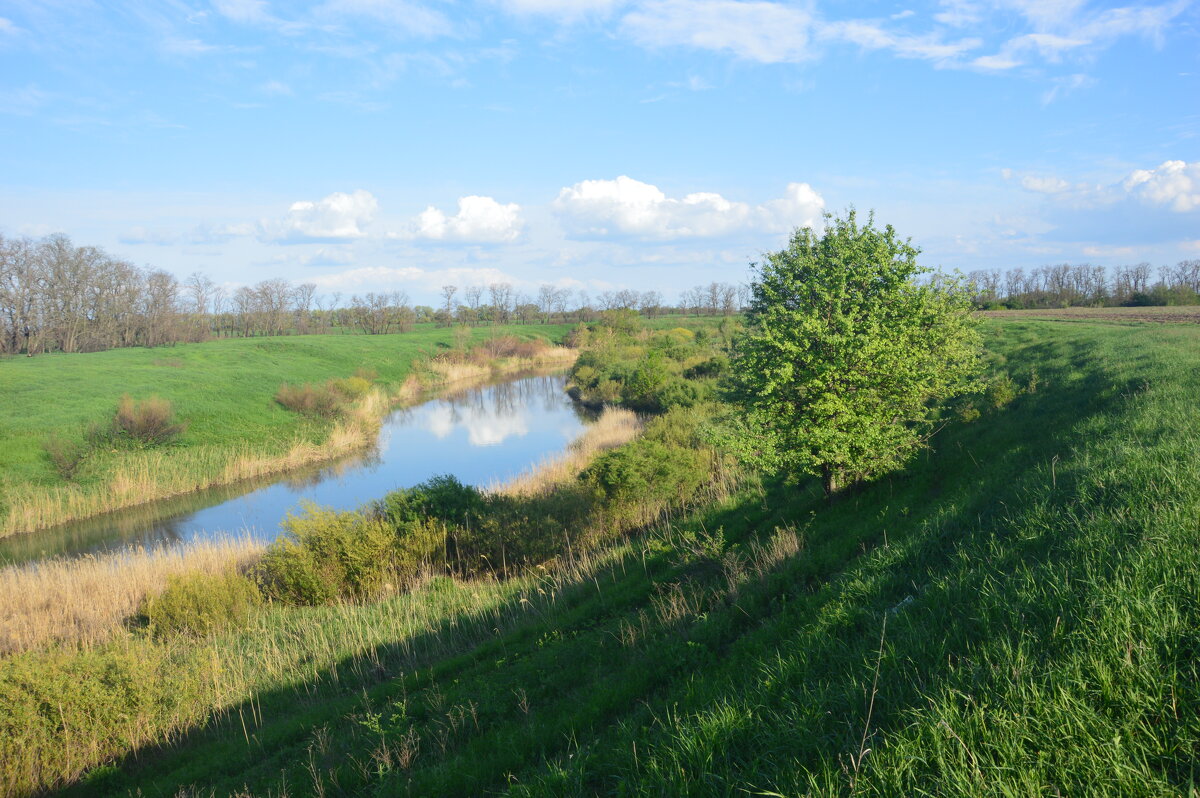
[0,314,1197,796]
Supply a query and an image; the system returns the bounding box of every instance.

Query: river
[0,372,591,566]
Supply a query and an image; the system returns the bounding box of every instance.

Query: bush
[112,395,187,446]
[275,382,346,418]
[43,433,89,480]
[140,569,261,639]
[985,373,1019,409]
[330,375,372,399]
[377,475,484,528]
[256,503,397,604]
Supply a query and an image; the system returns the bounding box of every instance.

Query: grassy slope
[62,318,1200,796]
[0,324,575,534]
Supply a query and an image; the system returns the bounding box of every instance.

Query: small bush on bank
[140,569,261,639]
[112,395,187,446]
[275,382,346,418]
[329,375,372,399]
[43,433,89,480]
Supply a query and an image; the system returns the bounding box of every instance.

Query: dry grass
[426,346,578,388]
[0,536,264,655]
[491,407,642,497]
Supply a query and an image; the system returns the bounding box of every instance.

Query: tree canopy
[730,210,981,497]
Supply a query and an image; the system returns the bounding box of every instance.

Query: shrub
[112,395,187,446]
[330,375,372,399]
[985,373,1019,409]
[256,503,396,604]
[377,475,484,528]
[683,355,728,379]
[43,433,89,480]
[140,569,261,639]
[275,382,346,418]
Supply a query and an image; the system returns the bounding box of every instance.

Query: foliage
[42,432,89,480]
[567,317,727,412]
[111,395,187,446]
[375,474,483,529]
[256,503,397,604]
[140,569,261,639]
[274,381,349,418]
[730,210,981,496]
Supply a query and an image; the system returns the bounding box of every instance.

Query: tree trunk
[822,463,835,502]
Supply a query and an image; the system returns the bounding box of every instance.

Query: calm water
[0,372,592,566]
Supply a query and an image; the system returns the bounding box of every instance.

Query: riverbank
[0,326,576,538]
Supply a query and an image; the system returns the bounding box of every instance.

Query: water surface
[0,373,590,566]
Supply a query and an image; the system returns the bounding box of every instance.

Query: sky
[1,0,1198,304]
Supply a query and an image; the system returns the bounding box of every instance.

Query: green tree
[730,210,981,498]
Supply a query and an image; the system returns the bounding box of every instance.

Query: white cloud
[267,190,379,242]
[260,79,293,95]
[497,0,625,20]
[1082,244,1135,256]
[1020,175,1071,194]
[316,0,454,37]
[0,16,24,35]
[820,20,981,62]
[407,195,524,243]
[119,226,180,245]
[622,0,815,63]
[307,265,517,292]
[1123,160,1200,212]
[554,176,824,239]
[211,0,275,25]
[1011,160,1200,213]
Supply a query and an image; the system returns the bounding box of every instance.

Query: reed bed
[492,406,642,497]
[0,536,264,655]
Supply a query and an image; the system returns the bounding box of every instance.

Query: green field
[3,315,1195,796]
[0,323,577,535]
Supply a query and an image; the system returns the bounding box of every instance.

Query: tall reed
[0,536,263,655]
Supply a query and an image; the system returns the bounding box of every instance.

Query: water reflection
[0,372,591,566]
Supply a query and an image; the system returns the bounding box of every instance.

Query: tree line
[967,261,1200,309]
[0,233,748,356]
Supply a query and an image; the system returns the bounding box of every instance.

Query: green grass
[0,323,574,534]
[9,317,1200,796]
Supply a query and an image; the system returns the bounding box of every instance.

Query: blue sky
[1,0,1197,303]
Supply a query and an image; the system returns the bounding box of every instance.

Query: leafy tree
[729,210,981,498]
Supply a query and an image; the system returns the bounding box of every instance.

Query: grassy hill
[5,316,1198,796]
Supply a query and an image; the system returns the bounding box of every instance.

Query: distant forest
[0,233,746,356]
[966,261,1200,309]
[3,232,1197,356]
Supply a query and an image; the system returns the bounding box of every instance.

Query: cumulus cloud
[268,190,378,242]
[553,176,824,239]
[1123,160,1200,213]
[1012,161,1200,213]
[407,195,524,243]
